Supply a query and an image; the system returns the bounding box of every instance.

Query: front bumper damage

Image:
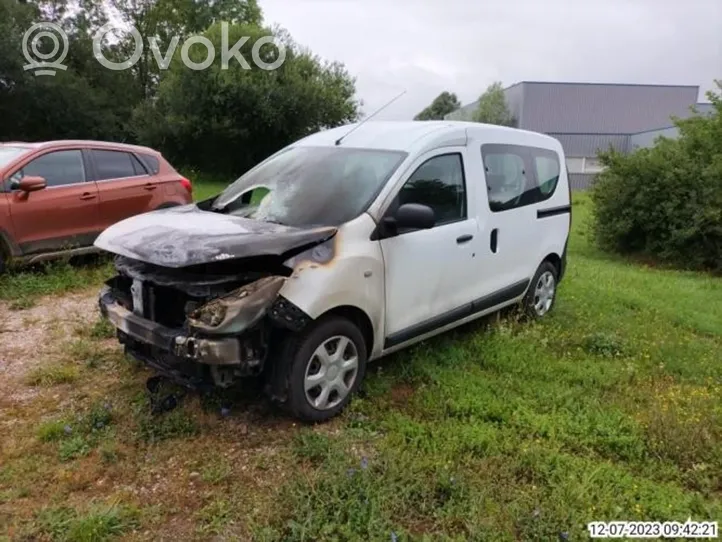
[100,286,242,366]
[98,269,309,390]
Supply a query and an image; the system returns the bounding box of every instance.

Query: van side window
[481,144,560,212]
[534,151,561,196]
[397,153,466,225]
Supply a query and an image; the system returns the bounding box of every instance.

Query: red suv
[0,141,192,272]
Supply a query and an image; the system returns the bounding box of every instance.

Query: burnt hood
[94,204,337,268]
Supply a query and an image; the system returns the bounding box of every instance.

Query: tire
[522,261,558,319]
[0,252,5,275]
[281,315,367,422]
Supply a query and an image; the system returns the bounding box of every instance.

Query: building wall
[568,173,597,192]
[549,133,631,156]
[518,83,699,134]
[629,104,713,149]
[630,126,679,149]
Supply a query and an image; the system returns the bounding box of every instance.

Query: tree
[591,81,722,272]
[0,0,360,177]
[472,82,515,126]
[94,0,262,97]
[0,0,140,142]
[132,22,359,176]
[414,91,460,121]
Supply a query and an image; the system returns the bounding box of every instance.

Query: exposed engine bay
[99,240,330,391]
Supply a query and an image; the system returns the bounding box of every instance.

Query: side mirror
[395,203,435,230]
[14,176,47,192]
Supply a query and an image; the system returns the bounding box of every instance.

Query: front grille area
[108,275,204,329]
[146,283,197,328]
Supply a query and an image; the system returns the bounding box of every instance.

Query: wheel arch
[542,252,562,278]
[0,227,20,261]
[316,305,374,359]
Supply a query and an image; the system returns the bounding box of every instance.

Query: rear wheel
[523,261,558,318]
[282,316,367,422]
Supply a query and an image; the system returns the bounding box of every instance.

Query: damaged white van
[96,121,571,421]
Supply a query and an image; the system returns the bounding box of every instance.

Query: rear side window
[92,150,145,181]
[138,153,160,174]
[131,155,148,176]
[481,144,560,212]
[17,150,85,187]
[534,153,561,196]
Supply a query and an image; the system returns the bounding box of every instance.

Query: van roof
[296,121,558,152]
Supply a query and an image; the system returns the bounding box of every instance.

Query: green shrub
[591,83,722,272]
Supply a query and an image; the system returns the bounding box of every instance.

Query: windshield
[212,146,407,227]
[0,146,29,169]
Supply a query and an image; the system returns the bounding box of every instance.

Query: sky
[260,0,722,120]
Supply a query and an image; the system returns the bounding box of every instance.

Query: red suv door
[89,148,160,230]
[6,149,101,254]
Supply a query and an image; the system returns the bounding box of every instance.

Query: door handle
[79,192,96,201]
[490,228,498,253]
[144,183,158,191]
[456,234,474,244]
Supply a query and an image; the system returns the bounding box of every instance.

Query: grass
[0,258,114,306]
[33,502,138,541]
[1,193,721,540]
[182,169,230,202]
[25,363,80,386]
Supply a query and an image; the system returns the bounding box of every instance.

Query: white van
[96,121,571,421]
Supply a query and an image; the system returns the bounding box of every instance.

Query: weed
[37,402,114,461]
[67,339,114,368]
[9,296,36,310]
[34,502,138,541]
[59,435,92,461]
[200,456,233,485]
[37,419,70,442]
[135,406,199,443]
[292,431,335,464]
[25,363,79,386]
[582,332,626,357]
[98,442,121,465]
[88,318,116,340]
[196,498,235,535]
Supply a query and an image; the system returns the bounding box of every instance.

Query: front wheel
[523,262,558,318]
[283,316,367,422]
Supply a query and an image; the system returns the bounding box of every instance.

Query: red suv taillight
[180,177,192,194]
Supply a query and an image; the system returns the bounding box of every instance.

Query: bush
[591,83,722,272]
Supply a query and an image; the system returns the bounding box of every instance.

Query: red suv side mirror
[14,176,47,192]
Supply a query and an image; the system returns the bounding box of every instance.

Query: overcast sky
[261,0,721,120]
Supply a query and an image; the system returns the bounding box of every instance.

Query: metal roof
[548,133,631,156]
[518,82,699,134]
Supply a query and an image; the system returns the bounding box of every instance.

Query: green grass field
[1,195,720,541]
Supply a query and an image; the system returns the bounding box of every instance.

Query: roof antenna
[335,90,407,146]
